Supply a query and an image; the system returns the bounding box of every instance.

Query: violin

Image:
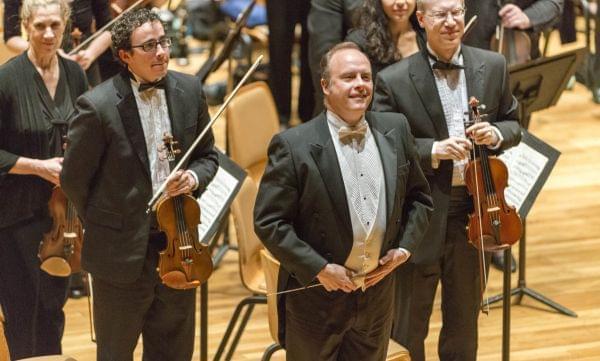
[464,97,522,252]
[39,138,83,277]
[464,97,522,312]
[155,133,213,290]
[490,0,531,66]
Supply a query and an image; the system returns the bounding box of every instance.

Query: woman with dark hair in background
[0,0,88,358]
[346,0,425,81]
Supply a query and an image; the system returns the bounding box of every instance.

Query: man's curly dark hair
[111,8,161,58]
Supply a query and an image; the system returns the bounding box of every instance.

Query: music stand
[197,150,247,361]
[490,48,584,313]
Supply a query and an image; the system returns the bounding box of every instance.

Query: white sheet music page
[197,167,239,241]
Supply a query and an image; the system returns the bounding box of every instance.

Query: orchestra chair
[1,306,9,361]
[260,250,412,361]
[17,357,76,361]
[213,81,279,361]
[226,80,279,182]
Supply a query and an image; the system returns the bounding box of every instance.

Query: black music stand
[489,48,584,361]
[197,151,247,361]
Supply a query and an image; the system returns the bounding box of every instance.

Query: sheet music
[500,142,549,212]
[197,167,239,241]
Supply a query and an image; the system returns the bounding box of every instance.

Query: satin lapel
[164,73,190,164]
[409,50,449,139]
[367,113,396,225]
[115,72,151,180]
[309,114,352,237]
[463,47,486,106]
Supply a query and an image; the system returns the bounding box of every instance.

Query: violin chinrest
[161,270,201,290]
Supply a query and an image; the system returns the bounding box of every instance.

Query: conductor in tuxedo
[372,0,521,360]
[60,9,218,360]
[254,42,433,361]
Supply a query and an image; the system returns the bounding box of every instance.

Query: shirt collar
[426,44,463,65]
[326,110,368,131]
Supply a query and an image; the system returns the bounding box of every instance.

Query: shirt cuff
[431,141,440,169]
[487,127,504,150]
[186,170,200,191]
[398,247,411,259]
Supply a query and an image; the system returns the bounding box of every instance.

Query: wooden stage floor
[54,39,600,360]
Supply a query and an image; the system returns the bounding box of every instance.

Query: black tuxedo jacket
[373,46,521,265]
[61,70,218,283]
[254,111,433,343]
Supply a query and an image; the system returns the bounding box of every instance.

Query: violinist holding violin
[372,0,521,360]
[0,0,88,358]
[60,8,218,360]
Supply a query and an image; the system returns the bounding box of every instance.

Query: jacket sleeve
[254,134,328,286]
[187,84,218,194]
[523,0,563,33]
[397,118,434,253]
[60,94,107,220]
[492,56,522,153]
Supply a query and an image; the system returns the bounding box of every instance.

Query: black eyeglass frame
[130,37,172,53]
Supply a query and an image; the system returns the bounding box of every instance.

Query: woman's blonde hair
[21,0,71,26]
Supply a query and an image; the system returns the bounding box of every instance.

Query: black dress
[0,52,88,359]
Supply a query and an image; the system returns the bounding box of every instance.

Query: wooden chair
[1,306,9,361]
[213,81,279,361]
[260,250,412,361]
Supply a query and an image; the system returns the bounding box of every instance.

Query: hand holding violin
[499,4,531,30]
[434,137,472,161]
[466,122,499,146]
[165,170,197,197]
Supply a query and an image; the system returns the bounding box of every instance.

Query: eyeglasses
[424,7,466,22]
[131,37,172,52]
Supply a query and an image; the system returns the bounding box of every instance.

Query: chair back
[226,81,279,183]
[231,176,266,294]
[260,249,280,343]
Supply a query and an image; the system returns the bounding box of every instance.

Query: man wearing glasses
[372,0,521,360]
[60,8,218,360]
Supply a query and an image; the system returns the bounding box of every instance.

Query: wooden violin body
[39,186,83,277]
[490,27,531,66]
[464,157,522,251]
[156,194,213,289]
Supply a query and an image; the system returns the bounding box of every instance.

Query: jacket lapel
[114,71,151,180]
[309,114,352,238]
[409,50,449,139]
[463,46,486,107]
[367,112,396,225]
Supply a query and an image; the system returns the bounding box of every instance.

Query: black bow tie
[428,52,464,71]
[138,77,166,92]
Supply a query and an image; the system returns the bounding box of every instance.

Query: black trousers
[392,187,488,361]
[285,274,394,361]
[266,0,315,124]
[0,212,68,359]
[92,233,196,361]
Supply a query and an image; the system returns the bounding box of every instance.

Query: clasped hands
[316,248,410,292]
[434,122,499,162]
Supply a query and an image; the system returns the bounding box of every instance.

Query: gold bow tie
[338,123,368,144]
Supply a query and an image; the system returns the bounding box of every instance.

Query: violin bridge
[179,245,193,250]
[486,207,500,213]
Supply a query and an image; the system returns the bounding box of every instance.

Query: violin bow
[468,97,491,315]
[68,0,147,55]
[146,55,264,213]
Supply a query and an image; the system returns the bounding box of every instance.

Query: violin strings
[472,139,491,314]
